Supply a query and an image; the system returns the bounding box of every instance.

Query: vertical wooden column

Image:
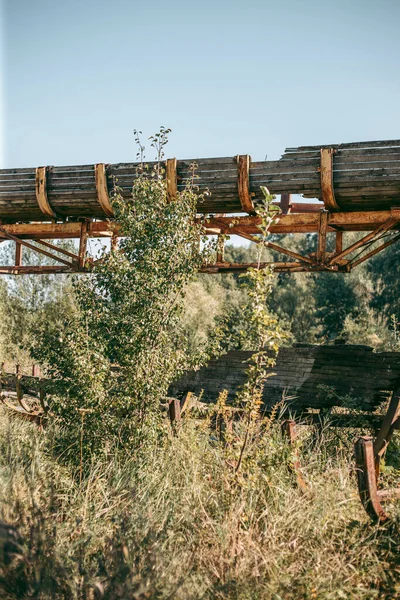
[168,397,182,430]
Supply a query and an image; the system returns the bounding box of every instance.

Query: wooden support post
[317,211,328,264]
[168,398,181,428]
[15,242,22,267]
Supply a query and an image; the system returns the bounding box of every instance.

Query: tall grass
[0,408,399,599]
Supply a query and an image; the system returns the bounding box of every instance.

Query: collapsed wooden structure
[1,139,400,274]
[170,344,400,522]
[1,138,399,521]
[2,344,400,522]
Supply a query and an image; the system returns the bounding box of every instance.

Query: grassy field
[0,407,399,599]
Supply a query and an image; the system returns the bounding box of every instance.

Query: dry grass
[0,408,399,599]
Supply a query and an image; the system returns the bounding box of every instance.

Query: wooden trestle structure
[0,138,399,522]
[1,139,400,274]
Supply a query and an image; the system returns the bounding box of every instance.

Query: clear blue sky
[1,0,399,168]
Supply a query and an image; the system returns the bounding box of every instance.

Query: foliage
[0,408,399,599]
[30,161,213,462]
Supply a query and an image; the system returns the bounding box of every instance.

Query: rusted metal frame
[211,217,318,267]
[280,193,291,215]
[216,233,225,262]
[354,436,389,522]
[320,148,340,211]
[35,166,58,219]
[78,220,90,269]
[373,390,400,460]
[15,367,32,414]
[35,239,79,262]
[15,242,22,267]
[354,391,400,522]
[201,261,340,274]
[317,210,329,264]
[94,163,114,217]
[335,230,343,254]
[349,232,400,269]
[328,216,399,266]
[0,265,71,275]
[166,158,178,202]
[281,420,308,493]
[0,227,75,268]
[237,155,255,214]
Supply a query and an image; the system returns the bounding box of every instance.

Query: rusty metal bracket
[95,164,114,217]
[317,210,329,263]
[166,158,178,202]
[237,155,255,214]
[35,167,57,219]
[320,149,339,211]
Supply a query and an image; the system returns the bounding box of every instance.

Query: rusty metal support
[354,436,389,522]
[350,233,400,269]
[95,163,114,217]
[35,166,57,219]
[78,221,90,269]
[15,242,22,267]
[237,155,255,214]
[280,193,291,215]
[0,226,75,268]
[335,230,343,254]
[216,234,225,263]
[320,148,339,211]
[317,210,328,263]
[328,216,399,266]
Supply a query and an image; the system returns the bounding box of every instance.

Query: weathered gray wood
[169,345,400,412]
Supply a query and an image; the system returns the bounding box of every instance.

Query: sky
[1,0,400,169]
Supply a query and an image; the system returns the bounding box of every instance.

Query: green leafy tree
[31,162,212,462]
